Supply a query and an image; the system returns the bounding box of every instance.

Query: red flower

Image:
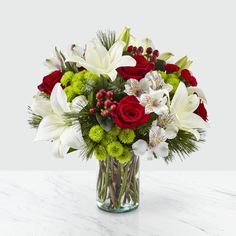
[165,64,180,73]
[195,101,208,121]
[113,96,151,129]
[181,69,198,86]
[38,70,63,95]
[117,55,155,81]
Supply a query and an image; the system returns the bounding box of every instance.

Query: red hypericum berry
[133,46,137,53]
[106,91,114,98]
[96,101,103,108]
[150,55,157,62]
[153,50,159,57]
[104,99,112,107]
[110,104,117,111]
[89,108,96,114]
[96,92,103,100]
[146,47,153,54]
[127,45,133,53]
[99,89,107,96]
[138,46,144,54]
[101,110,110,117]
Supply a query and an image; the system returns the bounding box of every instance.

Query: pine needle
[97,30,116,50]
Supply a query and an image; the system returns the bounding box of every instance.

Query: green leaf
[117,27,130,50]
[175,56,193,69]
[158,52,174,61]
[96,113,113,132]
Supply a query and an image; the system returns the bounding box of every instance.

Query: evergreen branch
[27,106,42,128]
[165,130,206,162]
[97,30,116,50]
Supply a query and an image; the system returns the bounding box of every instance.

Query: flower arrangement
[28,28,209,212]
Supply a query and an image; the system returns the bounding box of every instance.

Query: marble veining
[0,171,235,236]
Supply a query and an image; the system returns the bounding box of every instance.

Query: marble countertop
[0,171,235,236]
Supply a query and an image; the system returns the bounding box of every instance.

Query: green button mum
[107,141,124,158]
[118,129,135,144]
[89,125,104,143]
[94,145,107,160]
[116,147,131,164]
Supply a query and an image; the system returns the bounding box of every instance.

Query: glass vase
[96,153,139,213]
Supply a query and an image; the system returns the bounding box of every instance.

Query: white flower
[132,126,169,160]
[144,71,172,92]
[69,40,136,81]
[124,78,150,97]
[34,83,87,158]
[170,82,209,140]
[129,35,155,51]
[140,90,168,115]
[187,86,207,103]
[31,93,51,117]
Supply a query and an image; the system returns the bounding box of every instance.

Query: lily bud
[117,27,130,50]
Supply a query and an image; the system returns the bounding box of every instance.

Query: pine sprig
[165,130,205,162]
[27,106,42,128]
[97,31,116,50]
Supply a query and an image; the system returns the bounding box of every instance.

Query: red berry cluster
[89,89,117,117]
[127,45,159,63]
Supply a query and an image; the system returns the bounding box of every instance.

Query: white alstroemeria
[144,71,172,92]
[69,44,84,59]
[140,90,169,115]
[129,35,155,51]
[35,83,87,158]
[69,40,136,81]
[187,86,207,103]
[124,78,150,97]
[170,82,209,140]
[31,93,51,117]
[132,126,169,160]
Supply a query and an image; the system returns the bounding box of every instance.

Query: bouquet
[28,28,209,212]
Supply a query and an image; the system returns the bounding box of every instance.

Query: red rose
[113,96,151,129]
[117,55,155,81]
[38,70,63,95]
[195,101,208,121]
[165,64,180,73]
[181,69,198,86]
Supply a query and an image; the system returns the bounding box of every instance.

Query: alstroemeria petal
[50,83,70,115]
[153,142,169,158]
[34,114,65,141]
[165,124,179,139]
[132,139,148,156]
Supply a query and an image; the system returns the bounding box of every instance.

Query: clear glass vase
[96,153,139,213]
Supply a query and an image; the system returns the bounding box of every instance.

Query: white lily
[31,93,51,117]
[69,40,136,81]
[140,90,169,115]
[129,35,155,51]
[170,82,209,140]
[187,86,207,103]
[34,83,87,158]
[132,126,169,160]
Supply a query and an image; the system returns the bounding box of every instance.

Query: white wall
[0,0,235,170]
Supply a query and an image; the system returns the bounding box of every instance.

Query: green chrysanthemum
[108,126,121,137]
[84,71,99,81]
[107,141,124,157]
[158,71,168,81]
[101,133,116,146]
[60,71,74,86]
[116,147,131,164]
[71,71,87,94]
[64,86,76,102]
[94,145,107,160]
[118,129,135,144]
[89,125,104,143]
[166,74,180,93]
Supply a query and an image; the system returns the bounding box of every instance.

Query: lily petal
[52,139,69,158]
[179,112,209,129]
[71,95,88,112]
[187,86,207,104]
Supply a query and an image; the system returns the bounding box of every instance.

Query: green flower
[118,129,135,144]
[60,71,74,86]
[116,147,131,164]
[84,71,99,81]
[71,71,87,94]
[107,141,124,157]
[108,126,121,137]
[158,71,168,81]
[101,133,116,146]
[166,74,180,93]
[89,125,104,143]
[64,86,76,102]
[94,145,107,160]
